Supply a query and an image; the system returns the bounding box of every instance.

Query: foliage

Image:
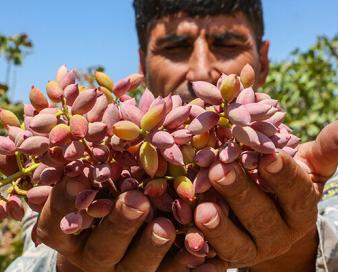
[261,35,338,142]
[0,33,32,135]
[76,65,105,88]
[0,33,32,271]
[0,33,33,66]
[76,66,145,102]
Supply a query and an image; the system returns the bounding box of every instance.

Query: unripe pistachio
[191,81,222,105]
[71,88,97,115]
[240,64,256,88]
[49,124,72,146]
[95,71,114,91]
[139,141,158,178]
[29,86,49,112]
[46,80,64,103]
[113,120,140,141]
[140,102,165,132]
[0,108,20,127]
[174,176,195,202]
[144,178,167,197]
[139,88,155,113]
[219,74,241,102]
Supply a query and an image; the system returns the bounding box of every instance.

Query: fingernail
[151,218,175,246]
[204,213,220,229]
[152,226,171,245]
[193,263,217,272]
[120,191,149,220]
[217,169,236,185]
[195,203,220,230]
[265,153,283,174]
[121,202,144,220]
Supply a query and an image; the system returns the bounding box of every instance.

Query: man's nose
[186,37,220,84]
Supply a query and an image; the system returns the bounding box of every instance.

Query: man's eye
[163,44,191,51]
[213,44,240,49]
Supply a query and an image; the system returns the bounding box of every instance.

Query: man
[6,0,338,271]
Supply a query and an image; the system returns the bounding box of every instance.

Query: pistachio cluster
[0,64,301,263]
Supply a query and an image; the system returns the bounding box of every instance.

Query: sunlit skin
[140,12,269,101]
[39,11,338,272]
[138,11,337,272]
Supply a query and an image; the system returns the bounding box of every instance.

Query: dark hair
[133,0,264,52]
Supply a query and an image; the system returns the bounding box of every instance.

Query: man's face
[140,12,269,102]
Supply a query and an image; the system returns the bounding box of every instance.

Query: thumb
[300,120,338,179]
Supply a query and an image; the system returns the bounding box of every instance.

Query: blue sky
[0,0,337,103]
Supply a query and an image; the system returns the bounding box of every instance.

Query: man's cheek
[147,71,175,97]
[162,76,184,97]
[149,63,187,96]
[146,75,162,97]
[145,58,165,96]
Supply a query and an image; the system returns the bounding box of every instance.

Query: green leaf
[262,35,338,142]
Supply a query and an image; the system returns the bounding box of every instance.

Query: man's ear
[138,48,146,75]
[256,40,270,87]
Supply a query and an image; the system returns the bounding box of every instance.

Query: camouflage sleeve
[316,168,338,272]
[4,208,57,272]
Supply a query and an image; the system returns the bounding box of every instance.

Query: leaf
[261,35,338,142]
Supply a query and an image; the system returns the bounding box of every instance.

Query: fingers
[192,258,227,272]
[82,190,150,268]
[36,177,83,255]
[301,120,338,178]
[208,161,288,247]
[177,249,206,269]
[194,202,256,264]
[159,248,206,271]
[259,151,319,231]
[117,217,176,272]
[158,250,197,272]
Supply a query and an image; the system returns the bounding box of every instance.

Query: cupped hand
[192,120,338,271]
[36,179,179,272]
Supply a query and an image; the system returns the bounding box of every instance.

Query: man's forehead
[149,12,254,38]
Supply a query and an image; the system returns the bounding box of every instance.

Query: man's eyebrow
[155,34,192,47]
[210,31,248,43]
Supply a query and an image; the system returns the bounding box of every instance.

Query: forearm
[250,228,318,272]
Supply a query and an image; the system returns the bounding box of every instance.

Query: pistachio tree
[262,35,338,141]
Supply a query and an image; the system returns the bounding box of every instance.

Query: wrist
[250,227,318,272]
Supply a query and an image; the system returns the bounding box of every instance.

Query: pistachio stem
[55,110,64,117]
[15,151,24,172]
[0,162,40,188]
[164,176,174,181]
[81,139,96,163]
[222,103,228,115]
[12,181,27,196]
[61,97,71,121]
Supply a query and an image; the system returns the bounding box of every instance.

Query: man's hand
[191,120,338,272]
[36,179,180,272]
